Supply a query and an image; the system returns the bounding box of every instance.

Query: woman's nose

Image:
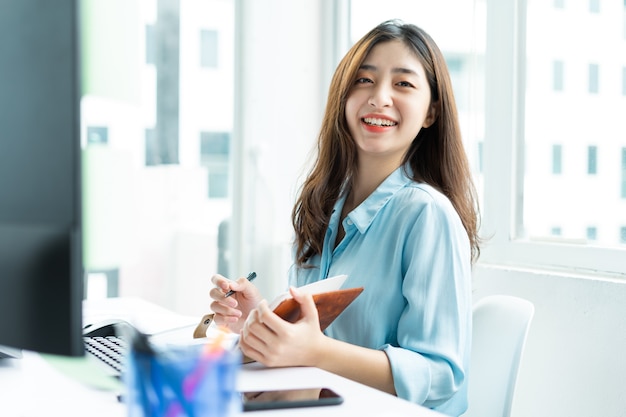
[368,84,393,108]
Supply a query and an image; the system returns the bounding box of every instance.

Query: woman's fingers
[288,286,319,326]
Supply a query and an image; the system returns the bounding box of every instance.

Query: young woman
[209,20,480,416]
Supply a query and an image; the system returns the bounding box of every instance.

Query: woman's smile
[361,113,399,132]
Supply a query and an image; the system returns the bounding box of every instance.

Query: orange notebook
[268,274,363,330]
[272,287,364,331]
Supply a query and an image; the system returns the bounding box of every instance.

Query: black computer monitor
[0,0,84,358]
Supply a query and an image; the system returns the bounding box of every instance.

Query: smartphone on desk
[241,387,343,411]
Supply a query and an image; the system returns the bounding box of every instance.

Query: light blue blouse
[288,165,472,417]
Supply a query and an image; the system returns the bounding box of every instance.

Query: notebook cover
[272,287,364,331]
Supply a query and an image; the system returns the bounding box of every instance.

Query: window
[589,0,600,13]
[622,67,626,96]
[587,226,597,240]
[145,24,156,65]
[446,56,472,113]
[481,0,626,275]
[623,1,626,39]
[200,29,218,68]
[552,144,563,174]
[80,1,236,307]
[621,226,626,244]
[554,0,565,9]
[622,148,626,198]
[588,63,599,94]
[87,126,108,145]
[145,128,160,166]
[622,0,626,39]
[588,145,597,174]
[553,60,564,91]
[200,131,230,198]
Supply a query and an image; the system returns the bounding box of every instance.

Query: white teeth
[363,117,397,127]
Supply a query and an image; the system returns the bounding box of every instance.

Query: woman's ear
[422,102,438,128]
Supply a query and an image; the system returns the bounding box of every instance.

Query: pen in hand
[224,272,256,297]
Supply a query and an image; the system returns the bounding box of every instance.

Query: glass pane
[523,0,626,248]
[80,0,234,316]
[350,0,486,201]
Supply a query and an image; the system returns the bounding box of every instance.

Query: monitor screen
[0,0,84,358]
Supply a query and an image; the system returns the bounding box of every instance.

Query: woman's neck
[347,155,403,212]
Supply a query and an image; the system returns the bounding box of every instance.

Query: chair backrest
[463,295,535,417]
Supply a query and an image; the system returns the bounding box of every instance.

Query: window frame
[480,0,626,277]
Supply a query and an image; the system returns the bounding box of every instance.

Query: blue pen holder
[125,343,241,417]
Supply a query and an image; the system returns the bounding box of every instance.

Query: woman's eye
[355,77,373,84]
[397,81,414,88]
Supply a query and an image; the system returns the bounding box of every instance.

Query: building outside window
[200,131,230,199]
[586,226,597,241]
[623,1,626,39]
[200,29,218,68]
[552,144,563,174]
[521,0,626,248]
[588,145,597,175]
[622,147,626,198]
[145,24,156,65]
[553,60,564,91]
[79,0,236,312]
[588,63,599,94]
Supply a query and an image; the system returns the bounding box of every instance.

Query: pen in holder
[124,327,241,417]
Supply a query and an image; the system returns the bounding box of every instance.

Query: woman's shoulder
[386,181,460,222]
[388,182,468,245]
[396,181,452,207]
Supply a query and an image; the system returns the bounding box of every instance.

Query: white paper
[268,274,348,310]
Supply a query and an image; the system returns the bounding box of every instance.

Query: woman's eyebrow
[359,64,419,76]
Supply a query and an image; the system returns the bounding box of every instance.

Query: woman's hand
[239,286,326,367]
[209,274,263,333]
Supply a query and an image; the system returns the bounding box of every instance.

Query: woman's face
[345,39,436,165]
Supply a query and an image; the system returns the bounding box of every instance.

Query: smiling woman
[210,20,480,417]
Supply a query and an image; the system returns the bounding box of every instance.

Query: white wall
[473,264,626,417]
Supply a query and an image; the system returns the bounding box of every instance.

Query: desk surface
[0,297,443,417]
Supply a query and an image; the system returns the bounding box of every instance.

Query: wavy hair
[292,20,481,267]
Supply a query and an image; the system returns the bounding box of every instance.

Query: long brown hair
[292,20,481,267]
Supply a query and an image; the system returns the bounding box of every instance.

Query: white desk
[0,298,444,417]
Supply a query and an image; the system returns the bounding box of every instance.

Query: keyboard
[83,334,127,376]
[82,317,219,377]
[83,319,134,377]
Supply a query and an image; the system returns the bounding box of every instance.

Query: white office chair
[463,295,535,417]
